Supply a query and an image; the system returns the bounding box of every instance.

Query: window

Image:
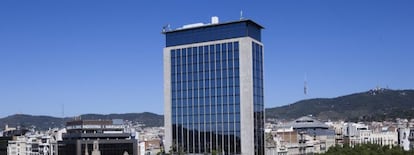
[170,41,246,154]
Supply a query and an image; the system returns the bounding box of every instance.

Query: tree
[319,143,414,155]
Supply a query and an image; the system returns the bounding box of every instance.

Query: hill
[0,112,163,130]
[2,89,413,130]
[0,114,64,130]
[265,89,414,121]
[79,112,163,127]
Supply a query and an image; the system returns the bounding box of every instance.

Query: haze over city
[1,0,413,117]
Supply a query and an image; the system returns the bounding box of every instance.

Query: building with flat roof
[0,126,29,155]
[58,119,137,155]
[163,17,265,155]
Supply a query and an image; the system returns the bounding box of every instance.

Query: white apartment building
[343,122,398,147]
[5,128,63,155]
[7,136,29,155]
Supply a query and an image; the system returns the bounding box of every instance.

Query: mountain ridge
[0,112,163,130]
[2,89,413,130]
[265,89,414,121]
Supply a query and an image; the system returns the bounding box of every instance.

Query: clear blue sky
[1,0,413,117]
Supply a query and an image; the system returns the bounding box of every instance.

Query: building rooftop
[66,120,113,126]
[162,19,264,34]
[163,17,264,47]
[282,116,329,129]
[65,119,124,131]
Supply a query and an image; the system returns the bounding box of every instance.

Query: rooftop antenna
[240,10,243,20]
[62,104,65,127]
[304,73,308,95]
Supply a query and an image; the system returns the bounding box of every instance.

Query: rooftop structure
[283,116,330,130]
[163,17,263,47]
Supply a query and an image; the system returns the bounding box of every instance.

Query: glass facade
[170,41,241,154]
[165,20,262,47]
[252,42,265,155]
[165,19,264,155]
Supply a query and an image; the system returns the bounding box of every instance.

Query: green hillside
[266,89,414,121]
[0,112,163,130]
[2,89,413,130]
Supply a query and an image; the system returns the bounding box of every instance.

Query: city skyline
[1,0,414,117]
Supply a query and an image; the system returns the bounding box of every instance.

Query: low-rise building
[343,122,398,147]
[5,128,63,155]
[58,119,137,155]
[398,127,414,151]
[266,116,336,155]
[139,139,161,155]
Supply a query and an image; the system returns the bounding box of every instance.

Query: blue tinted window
[234,59,239,68]
[170,41,250,154]
[228,59,234,69]
[182,48,186,57]
[222,43,227,52]
[165,21,262,47]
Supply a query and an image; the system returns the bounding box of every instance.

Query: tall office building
[163,17,264,155]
